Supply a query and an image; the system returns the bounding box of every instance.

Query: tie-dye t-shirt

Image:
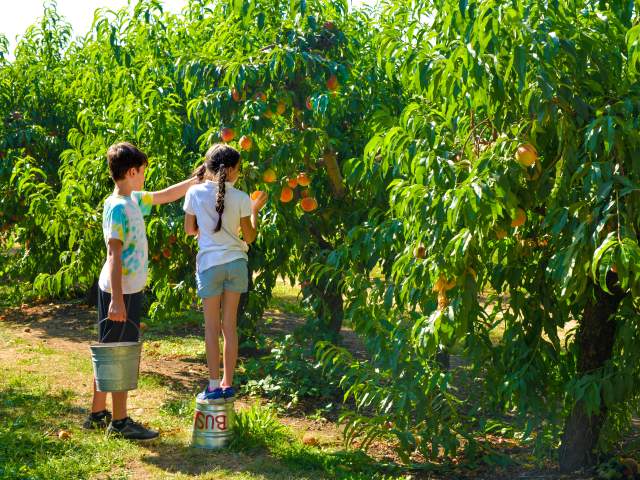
[98,191,153,294]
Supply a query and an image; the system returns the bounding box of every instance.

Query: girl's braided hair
[203,144,241,232]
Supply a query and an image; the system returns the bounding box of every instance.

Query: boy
[82,142,199,440]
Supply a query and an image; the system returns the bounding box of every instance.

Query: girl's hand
[251,191,268,212]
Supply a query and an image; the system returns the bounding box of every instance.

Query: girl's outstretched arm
[240,191,267,243]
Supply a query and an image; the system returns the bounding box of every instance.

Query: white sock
[209,379,220,390]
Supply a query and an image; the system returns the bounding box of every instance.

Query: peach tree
[1,0,392,344]
[318,0,640,471]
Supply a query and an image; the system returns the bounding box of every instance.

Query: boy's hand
[251,192,268,213]
[108,296,127,322]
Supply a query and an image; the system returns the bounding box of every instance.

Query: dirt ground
[0,300,609,479]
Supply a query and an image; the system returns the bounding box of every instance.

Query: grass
[144,335,205,360]
[268,277,308,317]
[0,375,133,479]
[0,308,402,480]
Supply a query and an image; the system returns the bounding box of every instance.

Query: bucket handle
[98,317,141,343]
[98,294,141,343]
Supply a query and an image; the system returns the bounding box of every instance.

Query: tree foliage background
[2,0,640,471]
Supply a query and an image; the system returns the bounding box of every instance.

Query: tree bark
[305,226,344,339]
[322,285,344,339]
[558,277,624,472]
[303,278,344,340]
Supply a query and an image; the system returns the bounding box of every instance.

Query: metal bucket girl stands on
[191,397,234,449]
[90,318,142,392]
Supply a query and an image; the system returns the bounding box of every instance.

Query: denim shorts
[196,258,248,298]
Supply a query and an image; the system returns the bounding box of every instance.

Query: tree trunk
[558,277,624,472]
[323,286,344,339]
[436,346,450,370]
[305,226,344,339]
[303,279,344,340]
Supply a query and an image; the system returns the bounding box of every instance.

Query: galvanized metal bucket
[191,398,234,449]
[90,318,142,392]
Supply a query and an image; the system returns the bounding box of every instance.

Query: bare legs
[221,291,240,387]
[203,296,222,381]
[91,379,128,420]
[202,291,241,388]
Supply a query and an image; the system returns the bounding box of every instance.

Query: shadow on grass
[0,381,124,480]
[138,435,391,480]
[142,401,397,480]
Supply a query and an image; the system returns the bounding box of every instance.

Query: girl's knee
[221,326,237,339]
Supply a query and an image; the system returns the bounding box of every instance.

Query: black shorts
[97,289,144,343]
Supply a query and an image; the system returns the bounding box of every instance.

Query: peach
[300,197,318,212]
[263,168,277,183]
[280,187,294,203]
[239,135,253,151]
[220,128,235,143]
[297,172,311,187]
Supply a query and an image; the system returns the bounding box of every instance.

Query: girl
[183,144,267,400]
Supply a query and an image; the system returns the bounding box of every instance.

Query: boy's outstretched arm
[152,176,199,205]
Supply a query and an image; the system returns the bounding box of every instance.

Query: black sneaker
[106,417,159,441]
[82,410,112,430]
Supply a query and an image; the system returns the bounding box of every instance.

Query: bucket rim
[90,341,142,348]
[195,398,234,406]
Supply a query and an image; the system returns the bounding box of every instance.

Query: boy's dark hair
[107,142,149,181]
[204,144,241,233]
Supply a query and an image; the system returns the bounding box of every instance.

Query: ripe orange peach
[300,197,318,212]
[305,96,313,110]
[297,172,311,187]
[231,88,241,102]
[515,144,538,167]
[220,128,235,143]
[251,190,263,200]
[287,177,298,188]
[239,135,253,151]
[280,186,294,203]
